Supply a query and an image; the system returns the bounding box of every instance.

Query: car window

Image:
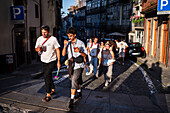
[128,43,141,47]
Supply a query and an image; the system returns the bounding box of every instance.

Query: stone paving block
[165,94,170,103]
[0,98,14,106]
[85,90,109,105]
[0,91,70,111]
[155,94,169,106]
[129,94,161,112]
[109,93,133,107]
[72,102,112,113]
[0,98,14,112]
[19,82,45,97]
[74,89,91,104]
[72,103,100,113]
[109,108,137,113]
[44,109,76,113]
[11,103,47,113]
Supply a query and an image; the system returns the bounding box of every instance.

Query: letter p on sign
[157,0,170,14]
[10,6,24,20]
[161,0,168,10]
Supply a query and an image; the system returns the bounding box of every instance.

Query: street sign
[10,6,24,20]
[157,0,170,15]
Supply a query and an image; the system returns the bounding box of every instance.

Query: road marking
[52,69,69,85]
[130,60,157,94]
[0,76,16,81]
[31,72,42,76]
[110,63,138,92]
[53,74,69,84]
[52,69,68,74]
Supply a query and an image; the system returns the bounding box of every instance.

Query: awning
[107,32,125,37]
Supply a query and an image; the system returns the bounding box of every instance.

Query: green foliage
[130,16,144,23]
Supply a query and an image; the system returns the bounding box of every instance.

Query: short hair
[41,25,50,32]
[66,27,77,35]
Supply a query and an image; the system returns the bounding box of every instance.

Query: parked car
[125,42,146,58]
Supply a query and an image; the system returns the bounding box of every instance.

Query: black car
[125,42,146,58]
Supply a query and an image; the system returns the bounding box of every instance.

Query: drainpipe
[40,0,42,32]
[166,15,170,67]
[25,0,30,64]
[11,27,15,54]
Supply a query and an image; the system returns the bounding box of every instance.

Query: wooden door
[147,20,151,54]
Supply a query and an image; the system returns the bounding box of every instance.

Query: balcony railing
[142,0,157,13]
[135,0,139,5]
[134,21,144,28]
[86,23,92,27]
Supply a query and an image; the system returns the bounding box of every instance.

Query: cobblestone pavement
[57,60,151,96]
[0,59,169,113]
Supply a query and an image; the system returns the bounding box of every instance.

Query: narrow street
[0,58,169,113]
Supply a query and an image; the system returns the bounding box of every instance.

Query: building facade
[142,0,170,67]
[85,0,132,39]
[128,0,144,44]
[107,0,132,38]
[0,0,62,73]
[73,6,86,40]
[75,0,86,8]
[86,0,105,38]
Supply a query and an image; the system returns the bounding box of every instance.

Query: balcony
[134,21,144,29]
[86,23,92,28]
[135,0,139,5]
[86,7,101,15]
[142,0,157,13]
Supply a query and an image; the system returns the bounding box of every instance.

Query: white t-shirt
[35,36,60,63]
[67,39,88,70]
[118,41,128,53]
[90,43,100,57]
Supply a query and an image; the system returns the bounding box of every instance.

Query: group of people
[85,37,128,85]
[35,26,128,108]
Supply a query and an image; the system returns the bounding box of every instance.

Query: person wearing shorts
[62,27,87,108]
[117,39,128,65]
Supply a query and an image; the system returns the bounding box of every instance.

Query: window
[92,1,95,9]
[87,1,91,10]
[98,0,100,7]
[35,4,39,18]
[94,1,97,8]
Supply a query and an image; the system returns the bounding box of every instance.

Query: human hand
[57,61,61,69]
[64,40,68,47]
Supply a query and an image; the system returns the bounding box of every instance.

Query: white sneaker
[105,81,108,87]
[109,78,112,83]
[86,72,91,75]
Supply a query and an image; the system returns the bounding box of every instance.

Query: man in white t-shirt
[87,37,100,79]
[117,39,128,65]
[35,25,61,102]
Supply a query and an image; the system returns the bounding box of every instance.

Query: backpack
[91,42,99,49]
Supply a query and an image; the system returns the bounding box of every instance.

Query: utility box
[6,55,14,72]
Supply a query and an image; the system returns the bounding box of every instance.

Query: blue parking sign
[10,6,24,20]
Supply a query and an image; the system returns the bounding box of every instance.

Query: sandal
[42,96,51,102]
[50,91,55,95]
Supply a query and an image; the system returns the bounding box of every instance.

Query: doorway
[15,32,25,67]
[29,28,37,60]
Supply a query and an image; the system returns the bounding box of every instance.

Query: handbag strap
[41,36,51,46]
[69,42,73,57]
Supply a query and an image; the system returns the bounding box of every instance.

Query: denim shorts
[71,68,84,89]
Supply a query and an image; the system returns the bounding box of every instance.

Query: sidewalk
[0,60,170,113]
[137,56,170,92]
